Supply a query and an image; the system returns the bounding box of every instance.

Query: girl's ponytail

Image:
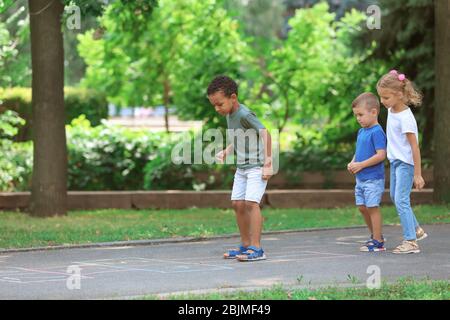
[403,78,423,107]
[376,70,423,107]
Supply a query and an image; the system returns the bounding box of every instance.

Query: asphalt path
[0,224,448,299]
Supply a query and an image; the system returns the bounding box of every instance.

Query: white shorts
[231,167,268,204]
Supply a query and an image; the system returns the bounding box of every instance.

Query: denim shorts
[355,178,385,208]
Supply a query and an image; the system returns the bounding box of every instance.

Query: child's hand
[215,150,226,163]
[414,175,425,190]
[262,159,273,180]
[347,162,354,174]
[348,162,364,174]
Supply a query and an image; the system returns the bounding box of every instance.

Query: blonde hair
[376,71,423,107]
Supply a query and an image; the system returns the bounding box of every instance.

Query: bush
[2,116,389,192]
[0,141,33,192]
[0,110,32,191]
[0,87,108,141]
[1,116,235,192]
[280,133,355,175]
[63,87,108,126]
[143,132,234,191]
[67,116,166,190]
[68,119,234,191]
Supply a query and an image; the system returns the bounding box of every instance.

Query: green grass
[0,205,448,249]
[145,278,450,300]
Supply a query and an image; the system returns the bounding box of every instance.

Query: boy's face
[353,105,378,128]
[377,88,403,109]
[208,91,237,116]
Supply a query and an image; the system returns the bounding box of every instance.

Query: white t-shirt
[386,107,419,165]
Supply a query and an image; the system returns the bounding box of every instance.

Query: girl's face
[377,88,404,109]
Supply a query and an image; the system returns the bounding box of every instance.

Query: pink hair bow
[389,69,406,81]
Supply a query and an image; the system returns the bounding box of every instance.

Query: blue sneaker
[224,245,248,259]
[368,234,386,242]
[236,246,267,262]
[360,239,386,252]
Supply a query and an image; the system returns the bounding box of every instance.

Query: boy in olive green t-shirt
[207,75,273,262]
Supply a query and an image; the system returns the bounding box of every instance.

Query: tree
[78,0,250,131]
[0,0,93,87]
[224,0,284,56]
[249,2,380,139]
[24,0,157,217]
[28,0,67,217]
[434,0,450,203]
[359,0,435,157]
[0,0,31,87]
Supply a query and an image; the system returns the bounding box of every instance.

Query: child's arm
[260,129,273,180]
[347,155,355,173]
[348,150,386,174]
[406,133,425,190]
[216,144,234,163]
[224,144,234,156]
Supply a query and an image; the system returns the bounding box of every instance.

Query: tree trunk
[163,79,170,133]
[434,0,450,203]
[420,94,434,158]
[29,0,67,216]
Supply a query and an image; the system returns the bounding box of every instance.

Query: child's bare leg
[368,206,383,242]
[232,200,250,247]
[358,205,373,235]
[245,201,263,248]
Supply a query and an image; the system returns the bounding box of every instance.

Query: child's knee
[232,200,244,211]
[358,205,368,214]
[245,200,259,211]
[394,197,411,212]
[367,206,380,213]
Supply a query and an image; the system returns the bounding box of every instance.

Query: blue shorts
[355,178,385,208]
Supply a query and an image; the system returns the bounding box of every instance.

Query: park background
[0,0,448,235]
[0,0,449,300]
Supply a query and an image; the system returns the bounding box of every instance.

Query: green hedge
[0,115,357,192]
[67,116,164,190]
[0,141,33,192]
[0,110,32,191]
[68,118,231,191]
[0,87,108,141]
[0,116,233,192]
[143,136,233,191]
[280,133,355,174]
[6,116,434,192]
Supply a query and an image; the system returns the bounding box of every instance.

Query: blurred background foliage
[0,0,435,191]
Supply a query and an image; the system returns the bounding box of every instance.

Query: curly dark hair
[207,75,238,97]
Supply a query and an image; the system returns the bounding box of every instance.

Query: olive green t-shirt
[226,104,266,169]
